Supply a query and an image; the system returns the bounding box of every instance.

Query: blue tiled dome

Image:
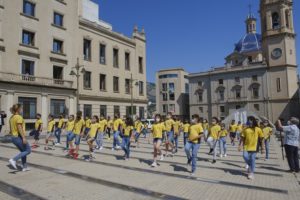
[234,33,262,53]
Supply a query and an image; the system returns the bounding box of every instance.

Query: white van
[141,119,155,129]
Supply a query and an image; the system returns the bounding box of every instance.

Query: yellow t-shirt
[173,121,181,134]
[188,123,204,144]
[151,123,165,139]
[113,118,123,131]
[89,123,100,138]
[229,124,237,132]
[85,119,91,129]
[124,125,134,137]
[66,120,75,132]
[58,118,64,129]
[165,119,175,132]
[47,120,55,132]
[219,129,228,137]
[241,127,264,151]
[98,119,108,132]
[135,121,143,133]
[35,119,43,130]
[183,123,190,133]
[263,127,272,140]
[73,119,85,135]
[202,122,209,130]
[209,124,221,139]
[10,114,25,137]
[107,120,113,128]
[236,124,243,132]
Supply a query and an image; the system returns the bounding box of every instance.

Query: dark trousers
[0,125,2,133]
[284,144,299,172]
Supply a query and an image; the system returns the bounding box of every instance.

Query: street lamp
[69,58,85,112]
[130,73,139,119]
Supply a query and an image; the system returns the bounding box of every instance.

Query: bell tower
[260,0,296,67]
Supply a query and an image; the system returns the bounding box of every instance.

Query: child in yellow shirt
[183,119,190,146]
[122,117,134,160]
[86,115,100,161]
[151,114,165,167]
[219,123,228,157]
[45,114,55,150]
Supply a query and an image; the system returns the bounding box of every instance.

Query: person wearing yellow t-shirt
[8,104,31,172]
[45,115,56,150]
[121,117,134,160]
[173,117,182,153]
[134,117,144,147]
[30,113,43,147]
[67,111,85,159]
[54,114,65,145]
[238,116,265,180]
[112,113,123,150]
[86,115,100,161]
[106,116,113,140]
[219,123,228,157]
[207,117,221,163]
[65,115,74,151]
[229,120,238,146]
[185,114,204,175]
[202,119,209,141]
[84,116,91,138]
[183,119,190,146]
[236,121,243,141]
[164,112,175,155]
[150,114,165,167]
[96,114,107,150]
[262,121,272,160]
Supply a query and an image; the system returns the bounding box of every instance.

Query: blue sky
[92,0,300,83]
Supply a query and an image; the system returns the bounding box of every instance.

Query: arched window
[285,10,290,28]
[272,12,280,29]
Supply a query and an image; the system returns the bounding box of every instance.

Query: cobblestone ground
[0,134,299,200]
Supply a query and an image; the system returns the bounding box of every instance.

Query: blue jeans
[134,132,141,142]
[174,134,179,149]
[122,136,130,158]
[167,131,174,143]
[11,137,31,168]
[185,142,200,173]
[265,139,270,159]
[113,131,120,148]
[67,133,81,145]
[65,131,73,149]
[243,151,256,173]
[219,136,227,155]
[54,128,62,143]
[183,132,188,146]
[96,132,104,147]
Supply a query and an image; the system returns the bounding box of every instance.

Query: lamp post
[130,73,139,119]
[70,58,85,112]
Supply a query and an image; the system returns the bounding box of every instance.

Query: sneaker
[95,146,100,149]
[187,158,192,166]
[125,158,129,161]
[151,162,157,167]
[115,145,121,150]
[190,172,195,176]
[9,159,17,170]
[212,160,216,164]
[248,173,254,180]
[55,143,61,146]
[208,149,213,155]
[99,146,103,150]
[220,154,223,158]
[245,164,249,169]
[160,155,164,161]
[224,154,227,157]
[111,148,115,151]
[22,167,31,172]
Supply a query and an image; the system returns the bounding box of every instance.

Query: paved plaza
[0,135,299,200]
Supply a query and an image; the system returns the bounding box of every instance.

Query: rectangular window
[219,90,224,101]
[114,105,120,116]
[84,104,92,118]
[83,39,91,61]
[276,78,281,92]
[236,105,241,110]
[236,89,241,98]
[252,75,258,81]
[100,105,107,117]
[99,74,106,91]
[235,77,240,83]
[139,81,144,95]
[53,66,63,85]
[53,12,63,27]
[169,104,175,113]
[125,52,130,70]
[50,99,66,118]
[220,106,225,113]
[162,93,168,101]
[138,57,143,73]
[83,71,91,89]
[198,81,203,87]
[139,107,145,119]
[126,106,136,116]
[162,83,167,91]
[198,93,203,102]
[53,39,63,53]
[113,76,119,92]
[99,44,106,64]
[252,88,259,98]
[22,30,35,46]
[169,83,175,93]
[254,104,260,111]
[23,0,35,17]
[125,79,130,94]
[218,79,223,85]
[162,104,168,113]
[199,107,203,113]
[18,97,36,119]
[21,59,34,76]
[113,48,119,68]
[185,83,189,94]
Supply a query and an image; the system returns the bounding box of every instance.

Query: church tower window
[272,12,280,29]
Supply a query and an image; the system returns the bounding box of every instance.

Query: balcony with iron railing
[0,71,73,89]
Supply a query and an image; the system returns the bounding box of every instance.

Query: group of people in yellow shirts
[8,103,274,179]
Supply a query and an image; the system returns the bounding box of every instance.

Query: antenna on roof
[248,3,254,19]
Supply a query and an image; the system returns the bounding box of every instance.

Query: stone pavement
[0,134,299,200]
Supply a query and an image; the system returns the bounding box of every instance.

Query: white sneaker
[160,155,164,161]
[116,145,121,150]
[151,162,157,167]
[22,167,31,172]
[248,173,254,180]
[9,159,17,170]
[220,154,223,158]
[111,148,115,151]
[224,154,227,157]
[55,143,61,146]
[99,146,103,150]
[245,164,249,169]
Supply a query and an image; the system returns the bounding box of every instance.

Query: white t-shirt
[283,125,300,147]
